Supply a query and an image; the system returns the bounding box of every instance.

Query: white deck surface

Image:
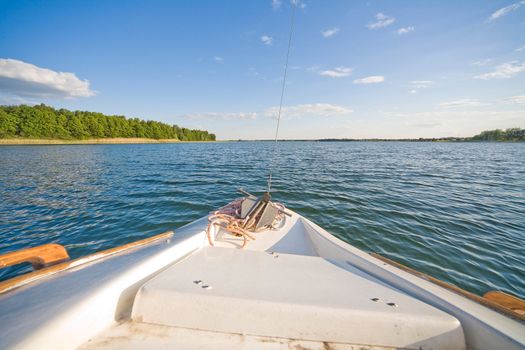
[80,322,395,350]
[131,247,465,349]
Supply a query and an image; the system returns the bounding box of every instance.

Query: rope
[206,198,286,248]
[267,0,297,194]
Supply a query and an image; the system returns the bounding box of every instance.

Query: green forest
[470,128,525,142]
[0,104,215,141]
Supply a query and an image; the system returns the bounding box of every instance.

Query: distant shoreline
[0,138,189,145]
[227,139,524,142]
[2,138,523,145]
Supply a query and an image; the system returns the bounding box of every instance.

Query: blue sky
[1,0,524,139]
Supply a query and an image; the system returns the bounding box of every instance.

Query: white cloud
[474,61,525,79]
[367,13,395,29]
[516,45,525,52]
[488,1,525,21]
[182,112,257,121]
[321,27,340,38]
[261,35,273,45]
[263,103,353,119]
[500,95,525,104]
[214,56,224,63]
[0,58,95,99]
[439,99,483,108]
[291,0,306,9]
[271,0,305,10]
[408,80,433,94]
[472,58,493,66]
[319,66,352,78]
[397,26,414,35]
[439,95,525,107]
[181,103,352,122]
[411,80,433,88]
[353,76,385,84]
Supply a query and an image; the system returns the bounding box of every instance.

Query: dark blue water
[0,142,524,298]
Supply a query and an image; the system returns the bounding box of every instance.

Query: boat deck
[80,322,391,350]
[134,247,463,346]
[1,207,524,349]
[80,246,463,349]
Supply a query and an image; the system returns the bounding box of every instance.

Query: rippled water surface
[0,142,524,297]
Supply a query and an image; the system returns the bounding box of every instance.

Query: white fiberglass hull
[0,207,523,350]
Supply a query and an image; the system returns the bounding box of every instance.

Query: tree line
[0,104,216,141]
[470,128,524,142]
[318,127,525,142]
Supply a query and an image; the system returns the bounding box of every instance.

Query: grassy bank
[0,138,182,145]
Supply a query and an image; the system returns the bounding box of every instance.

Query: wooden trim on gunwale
[0,244,69,270]
[370,253,525,323]
[0,231,174,295]
[484,291,525,316]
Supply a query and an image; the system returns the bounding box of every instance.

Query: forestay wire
[267,0,297,194]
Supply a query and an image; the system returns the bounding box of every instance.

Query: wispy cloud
[319,66,352,78]
[397,26,414,35]
[0,58,95,99]
[367,13,395,29]
[262,103,353,119]
[246,67,264,79]
[321,27,340,38]
[411,80,433,88]
[516,45,525,52]
[182,112,257,121]
[182,103,352,121]
[261,35,273,45]
[214,56,224,63]
[353,76,385,84]
[472,58,493,66]
[291,0,307,9]
[271,0,282,10]
[499,95,525,104]
[488,1,525,21]
[439,95,525,107]
[474,61,525,79]
[439,99,483,108]
[408,80,433,93]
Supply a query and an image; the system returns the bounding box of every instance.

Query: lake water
[0,142,524,298]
